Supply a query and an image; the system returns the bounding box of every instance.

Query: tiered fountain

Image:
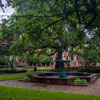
[28,60,98,85]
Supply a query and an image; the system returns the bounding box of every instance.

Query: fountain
[55,60,70,78]
[28,60,98,85]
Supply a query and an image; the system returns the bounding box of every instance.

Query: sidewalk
[0,78,100,96]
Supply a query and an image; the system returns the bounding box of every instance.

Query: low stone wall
[28,72,98,85]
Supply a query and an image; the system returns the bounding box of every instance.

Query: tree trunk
[55,50,63,70]
[85,61,91,66]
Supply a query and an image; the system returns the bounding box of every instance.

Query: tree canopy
[1,0,100,68]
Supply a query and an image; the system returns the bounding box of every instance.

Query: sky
[0,0,15,23]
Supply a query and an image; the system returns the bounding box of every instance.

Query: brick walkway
[0,78,100,96]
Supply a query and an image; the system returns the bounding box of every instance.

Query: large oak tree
[1,0,100,69]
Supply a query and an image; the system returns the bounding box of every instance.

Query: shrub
[0,65,8,68]
[74,78,87,85]
[0,69,27,73]
[41,57,51,63]
[17,64,27,68]
[78,66,100,73]
[10,69,27,73]
[24,76,30,81]
[65,66,100,73]
[0,56,9,64]
[66,67,78,70]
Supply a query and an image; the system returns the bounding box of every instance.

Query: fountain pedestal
[55,60,71,78]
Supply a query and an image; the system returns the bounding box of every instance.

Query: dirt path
[0,78,100,96]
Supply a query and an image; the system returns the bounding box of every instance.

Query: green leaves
[74,78,87,85]
[0,55,9,64]
[83,34,100,63]
[1,0,100,65]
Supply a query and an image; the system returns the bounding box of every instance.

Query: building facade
[51,51,85,67]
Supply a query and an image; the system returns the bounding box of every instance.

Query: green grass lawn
[0,85,99,100]
[98,74,100,77]
[0,70,99,81]
[0,73,27,81]
[26,68,54,71]
[0,68,54,81]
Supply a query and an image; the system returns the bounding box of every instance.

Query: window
[53,57,56,61]
[68,56,71,60]
[73,56,77,61]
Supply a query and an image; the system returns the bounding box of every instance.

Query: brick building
[1,41,85,67]
[51,50,85,67]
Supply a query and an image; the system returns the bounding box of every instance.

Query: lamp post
[9,55,13,61]
[9,55,14,70]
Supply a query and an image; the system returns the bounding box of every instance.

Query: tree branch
[40,44,58,49]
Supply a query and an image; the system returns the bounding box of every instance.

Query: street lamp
[9,55,13,61]
[9,55,14,70]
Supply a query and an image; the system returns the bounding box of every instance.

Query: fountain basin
[28,72,98,85]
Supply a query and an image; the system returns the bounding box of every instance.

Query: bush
[74,78,87,85]
[66,67,78,70]
[17,64,27,68]
[0,56,9,64]
[24,76,30,81]
[65,66,100,73]
[28,55,41,63]
[41,57,51,63]
[0,65,8,68]
[0,69,27,73]
[78,66,100,73]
